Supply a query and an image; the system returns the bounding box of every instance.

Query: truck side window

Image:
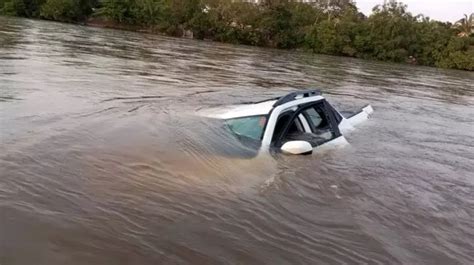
[303,107,333,144]
[303,107,329,130]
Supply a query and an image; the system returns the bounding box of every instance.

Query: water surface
[1,17,474,265]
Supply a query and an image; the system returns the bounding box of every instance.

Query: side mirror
[281,141,313,155]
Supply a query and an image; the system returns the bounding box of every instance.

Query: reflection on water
[1,17,474,265]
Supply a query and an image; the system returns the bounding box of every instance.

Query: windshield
[225,115,267,141]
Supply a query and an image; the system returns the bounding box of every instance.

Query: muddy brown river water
[1,17,474,265]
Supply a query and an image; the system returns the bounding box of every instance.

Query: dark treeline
[1,0,473,71]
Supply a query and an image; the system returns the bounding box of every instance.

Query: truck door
[274,100,342,148]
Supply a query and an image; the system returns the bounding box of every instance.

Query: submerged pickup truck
[199,90,373,155]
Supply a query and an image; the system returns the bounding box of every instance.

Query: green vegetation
[40,0,95,22]
[1,0,473,71]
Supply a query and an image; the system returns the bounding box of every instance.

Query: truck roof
[198,90,323,119]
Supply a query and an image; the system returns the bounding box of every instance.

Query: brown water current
[1,17,474,265]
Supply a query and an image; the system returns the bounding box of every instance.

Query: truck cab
[200,90,373,155]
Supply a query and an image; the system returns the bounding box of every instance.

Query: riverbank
[86,14,474,71]
[1,0,473,71]
[85,17,162,35]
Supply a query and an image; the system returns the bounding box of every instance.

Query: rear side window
[304,108,323,128]
[225,115,267,140]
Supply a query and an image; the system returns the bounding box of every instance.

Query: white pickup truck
[200,90,373,155]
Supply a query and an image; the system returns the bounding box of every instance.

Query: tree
[306,6,360,56]
[0,0,45,17]
[436,36,474,70]
[360,1,418,62]
[40,0,96,22]
[411,18,453,66]
[0,0,22,15]
[454,13,473,37]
